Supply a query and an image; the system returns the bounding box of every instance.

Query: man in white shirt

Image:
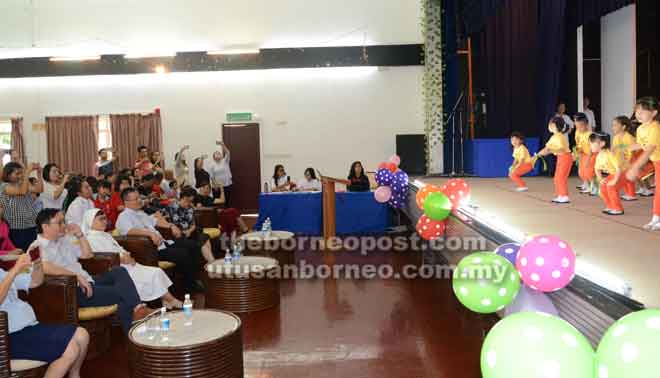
[115,187,204,293]
[32,208,150,334]
[582,96,597,130]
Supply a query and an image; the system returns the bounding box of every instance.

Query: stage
[422,176,660,307]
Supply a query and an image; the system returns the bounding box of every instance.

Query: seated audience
[168,180,180,199]
[0,202,23,255]
[28,177,43,213]
[0,162,43,250]
[165,188,215,263]
[0,253,90,377]
[95,148,117,178]
[108,175,130,227]
[81,209,182,308]
[270,164,296,192]
[32,209,151,333]
[138,173,155,198]
[115,188,204,293]
[134,145,154,179]
[94,180,115,230]
[347,161,370,192]
[194,181,222,207]
[160,169,176,197]
[85,176,99,199]
[152,172,165,198]
[296,168,321,191]
[150,151,163,172]
[194,182,247,235]
[63,178,95,226]
[41,163,69,210]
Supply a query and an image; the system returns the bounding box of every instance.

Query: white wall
[0,0,421,58]
[0,66,424,182]
[601,5,636,134]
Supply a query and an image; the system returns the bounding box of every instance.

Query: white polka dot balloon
[481,312,595,378]
[516,235,575,292]
[596,309,660,378]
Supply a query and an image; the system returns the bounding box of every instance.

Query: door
[222,123,260,213]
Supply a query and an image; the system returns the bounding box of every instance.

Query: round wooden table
[204,256,280,313]
[128,309,243,378]
[241,230,296,266]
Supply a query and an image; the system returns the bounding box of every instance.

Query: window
[98,115,112,158]
[0,120,12,166]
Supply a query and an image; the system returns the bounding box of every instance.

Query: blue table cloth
[254,191,390,235]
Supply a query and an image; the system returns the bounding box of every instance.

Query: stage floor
[423,176,660,307]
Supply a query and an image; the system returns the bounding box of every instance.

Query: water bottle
[264,182,270,193]
[231,242,241,262]
[183,294,193,326]
[159,307,170,341]
[224,250,232,264]
[265,217,272,237]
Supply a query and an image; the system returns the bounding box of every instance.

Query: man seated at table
[116,187,205,293]
[193,181,222,208]
[1,252,90,378]
[193,183,248,236]
[31,209,151,334]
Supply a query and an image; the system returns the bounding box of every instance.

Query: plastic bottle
[224,250,232,264]
[159,307,170,341]
[183,294,193,326]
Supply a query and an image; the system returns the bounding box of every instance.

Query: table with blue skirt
[254,191,391,235]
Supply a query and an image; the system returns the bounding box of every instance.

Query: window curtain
[110,112,163,171]
[10,118,26,165]
[46,116,99,176]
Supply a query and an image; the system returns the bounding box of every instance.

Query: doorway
[221,123,261,213]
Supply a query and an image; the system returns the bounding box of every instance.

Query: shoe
[639,190,655,197]
[652,223,660,231]
[579,188,591,194]
[636,188,645,195]
[605,210,624,216]
[643,221,659,230]
[602,208,612,214]
[576,184,586,190]
[552,196,570,204]
[621,195,638,201]
[516,187,529,192]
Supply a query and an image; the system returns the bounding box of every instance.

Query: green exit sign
[226,112,253,123]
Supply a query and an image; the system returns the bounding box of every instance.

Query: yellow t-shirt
[512,145,532,164]
[595,149,625,174]
[546,133,570,155]
[612,132,636,162]
[636,121,660,162]
[574,129,593,155]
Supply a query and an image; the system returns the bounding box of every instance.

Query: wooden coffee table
[204,256,280,313]
[240,230,296,266]
[128,309,243,378]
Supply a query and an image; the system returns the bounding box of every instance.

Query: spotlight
[154,65,167,74]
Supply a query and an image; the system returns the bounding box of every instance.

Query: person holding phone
[206,141,233,206]
[0,251,90,378]
[0,162,43,251]
[41,163,70,210]
[174,145,191,187]
[270,165,296,192]
[193,156,210,188]
[96,148,117,178]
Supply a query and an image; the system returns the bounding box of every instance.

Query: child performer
[611,116,638,201]
[509,132,533,192]
[537,117,573,204]
[591,133,630,215]
[574,113,596,194]
[626,97,660,230]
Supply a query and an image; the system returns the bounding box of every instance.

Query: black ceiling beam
[0,44,423,79]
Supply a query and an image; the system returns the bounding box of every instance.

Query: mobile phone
[29,247,41,261]
[287,176,291,182]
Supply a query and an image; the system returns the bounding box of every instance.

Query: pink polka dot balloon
[515,235,576,292]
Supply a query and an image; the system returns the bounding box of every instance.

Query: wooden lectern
[320,175,351,239]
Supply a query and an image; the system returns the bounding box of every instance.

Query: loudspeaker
[396,134,426,175]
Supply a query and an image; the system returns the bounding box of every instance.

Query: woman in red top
[94,180,116,230]
[0,202,23,255]
[106,175,131,229]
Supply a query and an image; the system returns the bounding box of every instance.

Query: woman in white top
[63,178,96,226]
[206,141,233,206]
[174,145,191,187]
[41,163,69,210]
[555,102,574,132]
[296,168,321,191]
[81,208,182,308]
[270,164,296,192]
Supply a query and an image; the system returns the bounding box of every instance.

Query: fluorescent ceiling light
[207,49,260,55]
[49,56,100,62]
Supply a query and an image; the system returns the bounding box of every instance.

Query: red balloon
[416,215,446,241]
[415,184,442,210]
[386,163,397,173]
[378,162,388,170]
[441,179,471,209]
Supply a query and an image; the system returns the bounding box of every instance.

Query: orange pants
[578,153,596,182]
[510,162,533,188]
[554,153,573,197]
[654,161,660,216]
[632,150,655,180]
[600,174,633,212]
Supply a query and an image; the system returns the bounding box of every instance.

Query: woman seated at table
[1,252,90,377]
[271,164,296,192]
[347,161,370,192]
[296,168,321,192]
[81,209,183,309]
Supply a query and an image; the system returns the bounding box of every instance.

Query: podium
[320,175,351,239]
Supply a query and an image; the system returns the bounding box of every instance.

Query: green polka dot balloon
[596,309,660,378]
[452,252,521,313]
[481,312,595,378]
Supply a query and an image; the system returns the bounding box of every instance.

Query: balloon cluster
[374,155,409,209]
[414,178,471,241]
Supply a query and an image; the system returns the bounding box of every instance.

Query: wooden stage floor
[423,176,660,307]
